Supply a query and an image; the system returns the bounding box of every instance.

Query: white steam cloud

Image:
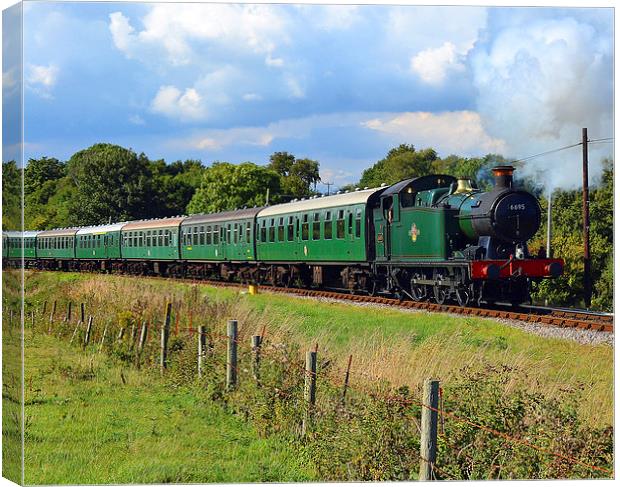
[470,15,613,190]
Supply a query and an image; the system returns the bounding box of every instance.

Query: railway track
[25,269,613,333]
[171,276,614,334]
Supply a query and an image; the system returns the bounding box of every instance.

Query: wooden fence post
[197,325,207,378]
[79,303,85,324]
[160,303,172,375]
[252,335,262,383]
[341,354,353,405]
[129,322,138,349]
[302,350,317,435]
[65,302,72,322]
[226,320,238,390]
[138,321,148,354]
[48,300,57,333]
[419,378,440,481]
[99,322,109,353]
[41,301,47,317]
[83,316,93,348]
[69,320,81,344]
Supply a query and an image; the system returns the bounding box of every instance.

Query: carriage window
[146,231,151,247]
[269,219,275,242]
[336,210,345,239]
[158,230,163,247]
[206,225,212,245]
[133,233,138,247]
[199,226,205,245]
[260,220,267,243]
[301,214,309,241]
[277,217,285,241]
[234,224,239,244]
[312,213,321,240]
[246,222,251,242]
[164,230,171,247]
[348,212,353,235]
[355,208,362,238]
[192,226,198,246]
[213,227,219,245]
[227,224,231,244]
[287,216,294,241]
[138,233,143,247]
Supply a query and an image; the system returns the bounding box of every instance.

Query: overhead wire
[504,135,613,166]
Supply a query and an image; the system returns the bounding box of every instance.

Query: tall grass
[18,271,614,480]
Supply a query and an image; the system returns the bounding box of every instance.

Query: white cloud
[151,85,208,121]
[169,113,374,153]
[242,93,262,102]
[265,54,285,67]
[285,75,305,99]
[109,11,135,54]
[109,5,289,66]
[319,168,355,186]
[195,138,222,150]
[363,111,507,156]
[470,15,613,189]
[128,114,145,125]
[306,5,362,31]
[26,64,59,87]
[410,42,464,85]
[25,64,59,99]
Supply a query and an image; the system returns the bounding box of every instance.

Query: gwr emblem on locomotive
[409,223,420,242]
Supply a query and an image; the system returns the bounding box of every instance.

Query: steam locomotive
[3,165,563,306]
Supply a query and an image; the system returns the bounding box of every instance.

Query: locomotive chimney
[492,165,515,189]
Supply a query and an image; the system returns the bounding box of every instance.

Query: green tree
[2,160,21,230]
[359,144,437,188]
[67,143,156,225]
[268,152,321,199]
[187,162,282,214]
[25,176,78,230]
[530,158,613,311]
[151,159,204,217]
[24,157,66,195]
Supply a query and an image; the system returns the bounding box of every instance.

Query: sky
[2,1,615,191]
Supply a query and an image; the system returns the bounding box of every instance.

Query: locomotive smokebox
[457,164,541,245]
[492,165,515,189]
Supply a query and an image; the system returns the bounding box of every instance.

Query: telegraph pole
[546,190,552,258]
[324,182,333,196]
[581,128,592,308]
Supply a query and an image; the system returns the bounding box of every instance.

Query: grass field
[24,271,613,427]
[23,330,315,484]
[13,271,613,481]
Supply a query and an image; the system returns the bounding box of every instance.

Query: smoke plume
[470,12,613,190]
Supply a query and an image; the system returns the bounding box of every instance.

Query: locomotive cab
[372,175,457,262]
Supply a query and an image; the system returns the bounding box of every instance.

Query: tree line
[1,142,613,310]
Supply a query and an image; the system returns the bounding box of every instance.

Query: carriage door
[373,207,386,261]
[377,196,394,260]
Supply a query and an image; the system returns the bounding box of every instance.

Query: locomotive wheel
[433,285,448,305]
[410,275,426,301]
[432,269,449,304]
[455,287,471,307]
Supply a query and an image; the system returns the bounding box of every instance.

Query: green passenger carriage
[36,228,77,265]
[256,189,381,263]
[120,217,184,274]
[76,223,125,270]
[181,208,262,262]
[3,231,41,264]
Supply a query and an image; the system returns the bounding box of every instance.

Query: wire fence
[15,297,615,481]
